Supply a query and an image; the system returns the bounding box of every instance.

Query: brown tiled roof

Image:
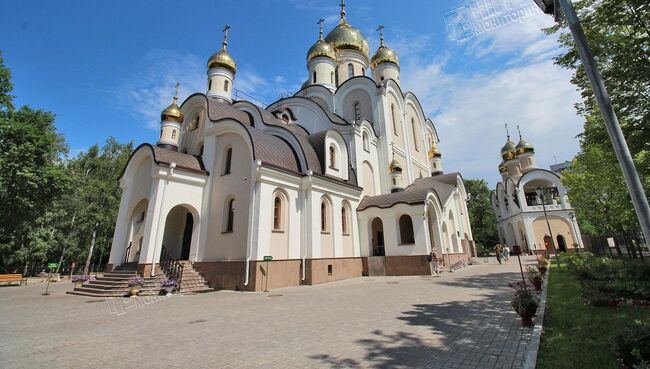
[245,126,300,173]
[206,98,252,125]
[357,174,461,211]
[118,144,208,179]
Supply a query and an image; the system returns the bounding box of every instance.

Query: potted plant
[511,284,539,327]
[537,258,548,275]
[71,275,89,287]
[161,279,178,295]
[127,278,145,296]
[527,266,543,291]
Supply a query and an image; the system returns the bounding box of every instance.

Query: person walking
[428,248,440,277]
[495,244,503,265]
[504,245,511,263]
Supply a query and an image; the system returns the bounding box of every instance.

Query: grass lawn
[537,262,650,369]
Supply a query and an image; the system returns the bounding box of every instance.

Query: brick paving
[0,257,537,369]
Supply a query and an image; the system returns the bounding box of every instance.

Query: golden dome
[161,96,184,124]
[515,138,535,155]
[428,145,442,159]
[207,49,236,74]
[307,40,336,62]
[498,161,508,173]
[371,45,399,69]
[388,158,402,173]
[325,18,369,57]
[501,139,517,161]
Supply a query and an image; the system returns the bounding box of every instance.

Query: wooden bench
[0,274,27,286]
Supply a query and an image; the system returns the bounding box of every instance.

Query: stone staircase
[66,261,212,298]
[177,261,212,294]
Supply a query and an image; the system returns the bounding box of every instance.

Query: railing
[123,242,132,264]
[160,245,184,287]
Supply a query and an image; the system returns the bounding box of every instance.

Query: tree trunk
[83,222,99,275]
[56,213,76,273]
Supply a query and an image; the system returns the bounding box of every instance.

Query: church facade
[490,128,583,255]
[107,5,475,291]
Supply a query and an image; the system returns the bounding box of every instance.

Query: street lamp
[536,187,561,270]
[568,212,581,252]
[533,0,650,250]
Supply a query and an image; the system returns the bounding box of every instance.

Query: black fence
[582,230,647,260]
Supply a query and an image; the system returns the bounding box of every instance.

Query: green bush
[612,320,650,368]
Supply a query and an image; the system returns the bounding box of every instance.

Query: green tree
[545,0,650,234]
[465,179,499,253]
[0,51,14,113]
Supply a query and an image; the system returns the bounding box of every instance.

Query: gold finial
[222,24,231,50]
[517,124,523,140]
[377,25,385,47]
[317,18,325,40]
[505,123,510,140]
[339,0,346,21]
[173,82,180,104]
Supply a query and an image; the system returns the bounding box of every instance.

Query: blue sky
[0,0,583,186]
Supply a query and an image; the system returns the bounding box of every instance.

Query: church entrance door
[181,213,193,260]
[557,235,567,253]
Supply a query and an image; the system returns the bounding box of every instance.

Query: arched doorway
[371,217,385,256]
[126,199,149,263]
[543,235,553,253]
[162,205,196,260]
[557,235,567,253]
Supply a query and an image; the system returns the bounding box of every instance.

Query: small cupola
[157,82,184,151]
[371,25,400,84]
[207,25,237,102]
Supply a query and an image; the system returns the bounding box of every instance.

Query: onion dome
[161,95,183,124]
[207,25,236,73]
[428,145,442,159]
[307,21,336,62]
[388,158,402,173]
[324,4,369,57]
[515,138,534,155]
[501,138,517,161]
[498,161,508,173]
[370,27,399,69]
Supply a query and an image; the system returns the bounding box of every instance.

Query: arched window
[381,76,385,81]
[362,132,369,152]
[391,104,398,136]
[222,147,232,175]
[224,80,229,92]
[313,71,317,83]
[341,203,350,235]
[399,215,415,244]
[347,63,354,78]
[208,80,213,91]
[273,195,283,231]
[224,198,235,233]
[330,71,334,84]
[361,67,365,75]
[411,118,419,151]
[329,145,337,169]
[354,101,361,121]
[320,199,330,233]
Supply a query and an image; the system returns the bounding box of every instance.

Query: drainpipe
[244,161,261,286]
[301,172,313,281]
[151,162,175,277]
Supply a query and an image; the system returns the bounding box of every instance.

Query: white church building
[490,127,583,255]
[107,4,475,291]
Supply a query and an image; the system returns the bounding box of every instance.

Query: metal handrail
[160,245,184,288]
[123,242,132,264]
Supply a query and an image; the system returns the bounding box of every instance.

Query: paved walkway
[0,257,536,369]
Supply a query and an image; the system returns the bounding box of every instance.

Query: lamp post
[568,212,581,252]
[536,187,561,270]
[533,0,650,250]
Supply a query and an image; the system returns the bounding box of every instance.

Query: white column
[108,185,132,266]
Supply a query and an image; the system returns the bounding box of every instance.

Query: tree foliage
[545,0,650,235]
[0,52,132,274]
[465,179,499,251]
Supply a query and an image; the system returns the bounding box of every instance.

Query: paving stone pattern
[0,257,536,369]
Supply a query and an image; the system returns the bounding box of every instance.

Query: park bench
[0,274,27,286]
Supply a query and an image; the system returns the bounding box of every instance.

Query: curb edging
[523,268,550,369]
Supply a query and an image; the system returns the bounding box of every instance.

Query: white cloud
[402,61,583,187]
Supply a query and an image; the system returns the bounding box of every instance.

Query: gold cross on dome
[377,25,385,46]
[222,24,231,49]
[317,18,325,40]
[505,123,510,139]
[173,82,180,103]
